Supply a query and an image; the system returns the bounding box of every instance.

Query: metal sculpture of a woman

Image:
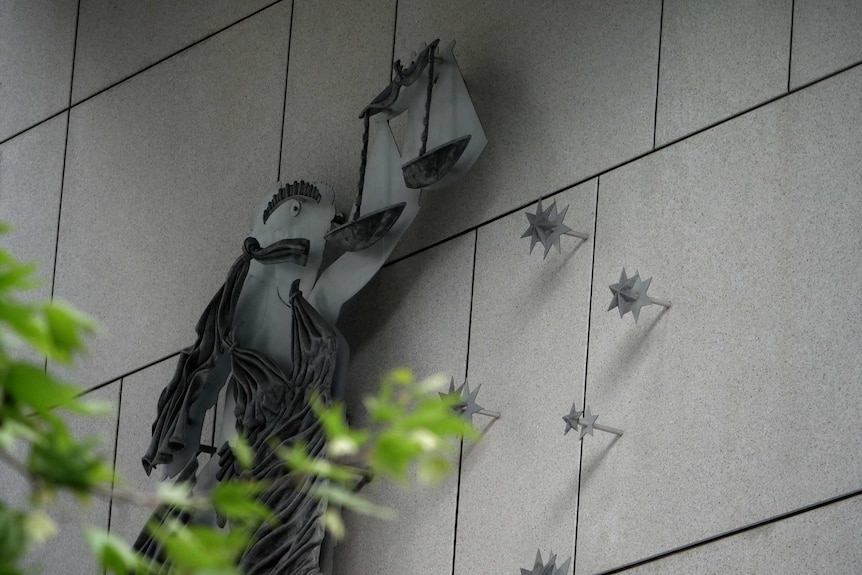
[133,40,486,575]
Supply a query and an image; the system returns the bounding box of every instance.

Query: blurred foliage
[0,223,479,574]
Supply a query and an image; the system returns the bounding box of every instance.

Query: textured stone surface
[655,0,792,146]
[391,0,660,260]
[0,115,66,299]
[0,0,76,141]
[73,0,274,102]
[333,232,475,575]
[280,0,396,217]
[576,65,862,574]
[454,181,596,575]
[790,0,862,89]
[53,2,291,386]
[626,495,862,574]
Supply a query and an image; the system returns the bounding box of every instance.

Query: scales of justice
[135,39,487,575]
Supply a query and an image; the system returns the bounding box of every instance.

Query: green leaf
[229,435,254,471]
[307,484,394,521]
[313,401,370,457]
[28,431,112,493]
[211,481,274,526]
[65,398,114,417]
[42,302,94,363]
[0,301,49,355]
[0,420,38,452]
[416,372,450,394]
[370,432,422,480]
[382,368,414,387]
[322,508,345,540]
[156,482,195,510]
[417,455,451,485]
[84,527,144,575]
[0,260,38,293]
[4,363,79,413]
[278,443,364,484]
[0,504,27,567]
[151,519,245,573]
[22,510,57,544]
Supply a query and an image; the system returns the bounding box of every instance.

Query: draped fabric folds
[135,237,336,575]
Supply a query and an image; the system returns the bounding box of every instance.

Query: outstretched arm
[310,116,421,325]
[310,40,486,326]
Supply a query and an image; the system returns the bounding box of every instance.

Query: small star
[522,199,573,259]
[562,403,582,436]
[578,406,598,440]
[608,268,656,323]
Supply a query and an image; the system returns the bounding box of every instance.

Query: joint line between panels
[571,177,600,574]
[105,378,124,542]
[450,438,465,575]
[652,0,664,149]
[1,0,290,148]
[787,0,796,92]
[49,0,81,303]
[451,231,478,575]
[276,0,296,182]
[383,59,862,273]
[597,486,862,574]
[464,231,478,378]
[77,350,183,397]
[390,0,399,82]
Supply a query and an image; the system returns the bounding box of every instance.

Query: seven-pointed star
[562,403,583,436]
[522,199,573,259]
[608,268,655,322]
[578,406,599,440]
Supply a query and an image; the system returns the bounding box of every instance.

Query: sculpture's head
[249,181,337,270]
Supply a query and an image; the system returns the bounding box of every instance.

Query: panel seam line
[382,58,862,271]
[572,176,600,574]
[596,486,862,574]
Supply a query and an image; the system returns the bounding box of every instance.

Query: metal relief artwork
[522,198,589,259]
[135,39,486,575]
[440,377,500,425]
[520,549,572,575]
[562,404,623,441]
[608,268,671,322]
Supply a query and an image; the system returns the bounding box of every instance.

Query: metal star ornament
[440,378,499,425]
[520,549,571,575]
[562,404,623,441]
[522,199,588,259]
[608,268,671,322]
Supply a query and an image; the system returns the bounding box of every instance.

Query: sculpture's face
[250,183,336,270]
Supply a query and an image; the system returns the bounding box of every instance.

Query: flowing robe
[136,239,337,575]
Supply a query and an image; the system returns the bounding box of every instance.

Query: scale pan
[324,202,406,251]
[402,134,471,189]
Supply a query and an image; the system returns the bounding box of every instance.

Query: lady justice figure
[133,40,485,575]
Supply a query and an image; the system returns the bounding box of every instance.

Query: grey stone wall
[2,1,862,573]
